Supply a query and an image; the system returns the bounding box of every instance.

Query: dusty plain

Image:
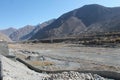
[8,43,120,72]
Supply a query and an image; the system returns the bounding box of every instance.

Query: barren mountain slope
[31,4,120,39]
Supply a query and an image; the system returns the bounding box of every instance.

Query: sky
[0,0,120,29]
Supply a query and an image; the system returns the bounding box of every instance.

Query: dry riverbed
[2,42,119,80]
[8,43,120,72]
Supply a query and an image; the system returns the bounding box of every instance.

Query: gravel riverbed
[43,71,114,80]
[1,55,114,80]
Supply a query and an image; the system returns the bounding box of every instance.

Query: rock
[47,71,114,80]
[3,76,15,80]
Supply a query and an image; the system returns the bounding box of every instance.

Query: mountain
[20,19,56,40]
[0,27,17,36]
[30,4,120,40]
[9,25,35,41]
[50,17,85,37]
[0,32,11,42]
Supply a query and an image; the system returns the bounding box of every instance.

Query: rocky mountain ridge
[1,4,120,41]
[31,4,120,39]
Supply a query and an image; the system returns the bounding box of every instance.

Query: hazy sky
[0,0,120,29]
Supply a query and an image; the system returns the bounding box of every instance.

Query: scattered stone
[42,71,114,80]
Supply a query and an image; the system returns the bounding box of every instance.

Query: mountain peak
[30,4,120,40]
[82,4,105,8]
[0,27,17,36]
[7,27,16,29]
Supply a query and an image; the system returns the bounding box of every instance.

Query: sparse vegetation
[28,61,54,66]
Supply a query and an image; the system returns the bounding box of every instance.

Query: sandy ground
[1,55,113,80]
[1,55,49,80]
[8,43,120,72]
